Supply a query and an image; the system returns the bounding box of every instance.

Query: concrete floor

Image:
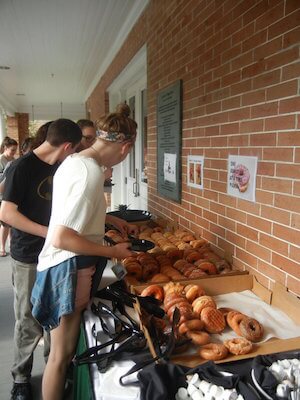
[0,252,45,400]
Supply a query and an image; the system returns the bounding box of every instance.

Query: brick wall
[87,0,300,295]
[6,113,29,153]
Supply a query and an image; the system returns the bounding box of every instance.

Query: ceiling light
[0,66,10,70]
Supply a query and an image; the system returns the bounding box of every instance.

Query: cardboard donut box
[132,274,300,367]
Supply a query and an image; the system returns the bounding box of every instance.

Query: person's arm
[52,225,134,260]
[105,214,139,236]
[0,200,47,238]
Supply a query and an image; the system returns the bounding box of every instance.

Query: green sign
[157,80,182,202]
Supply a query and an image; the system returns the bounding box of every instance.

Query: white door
[125,84,148,211]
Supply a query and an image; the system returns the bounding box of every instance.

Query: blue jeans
[31,256,106,331]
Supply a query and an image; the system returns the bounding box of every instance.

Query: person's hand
[112,242,135,260]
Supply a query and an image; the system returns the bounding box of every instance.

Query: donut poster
[187,155,204,189]
[227,155,258,202]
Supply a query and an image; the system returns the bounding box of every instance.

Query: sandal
[0,251,7,257]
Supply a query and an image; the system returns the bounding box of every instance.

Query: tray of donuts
[122,240,242,288]
[132,274,300,368]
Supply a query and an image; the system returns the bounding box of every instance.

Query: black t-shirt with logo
[3,152,59,263]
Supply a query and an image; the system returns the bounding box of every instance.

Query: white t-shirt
[38,154,106,271]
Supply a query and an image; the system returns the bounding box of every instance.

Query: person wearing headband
[31,103,138,400]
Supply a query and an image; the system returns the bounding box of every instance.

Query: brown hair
[96,103,137,142]
[0,136,18,153]
[77,119,94,130]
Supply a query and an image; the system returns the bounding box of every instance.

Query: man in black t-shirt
[0,119,82,400]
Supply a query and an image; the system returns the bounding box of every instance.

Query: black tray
[107,210,152,222]
[104,236,154,252]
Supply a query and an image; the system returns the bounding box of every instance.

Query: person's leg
[11,259,43,383]
[0,224,9,255]
[42,311,82,400]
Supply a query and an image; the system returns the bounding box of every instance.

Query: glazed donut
[163,282,184,295]
[173,259,188,271]
[125,262,142,280]
[239,317,264,342]
[142,264,159,281]
[186,330,211,346]
[190,239,207,249]
[201,306,226,334]
[182,265,198,277]
[218,307,236,318]
[184,284,206,303]
[185,251,202,263]
[167,303,192,319]
[227,311,247,336]
[177,242,192,250]
[166,249,184,261]
[199,343,228,361]
[178,319,204,335]
[192,296,216,316]
[224,337,253,355]
[164,295,188,312]
[123,256,138,266]
[181,234,196,242]
[188,269,207,279]
[177,305,195,324]
[197,262,218,275]
[140,284,164,301]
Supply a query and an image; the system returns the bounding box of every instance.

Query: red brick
[263,148,294,162]
[254,38,282,63]
[250,132,276,146]
[253,70,281,90]
[256,190,274,205]
[272,253,300,279]
[277,163,300,179]
[266,80,298,101]
[275,194,300,213]
[231,51,253,70]
[236,223,259,242]
[247,214,272,234]
[255,2,284,31]
[251,101,278,118]
[226,207,247,224]
[243,1,270,26]
[286,276,300,297]
[293,181,300,196]
[283,26,300,48]
[285,0,300,15]
[236,248,258,269]
[231,79,252,95]
[265,115,296,131]
[262,177,293,194]
[265,46,300,70]
[257,260,286,286]
[273,223,300,247]
[240,119,264,133]
[290,244,300,263]
[226,230,246,248]
[291,213,300,230]
[278,131,300,146]
[261,205,290,225]
[268,9,300,39]
[260,233,289,256]
[279,96,300,114]
[242,90,266,107]
[295,148,300,163]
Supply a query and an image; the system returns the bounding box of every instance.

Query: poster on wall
[187,155,204,189]
[157,80,182,202]
[227,155,258,202]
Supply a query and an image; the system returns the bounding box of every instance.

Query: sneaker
[10,383,33,400]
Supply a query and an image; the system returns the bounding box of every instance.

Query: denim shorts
[31,255,107,331]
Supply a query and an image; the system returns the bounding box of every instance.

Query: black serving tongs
[95,285,165,319]
[118,307,183,387]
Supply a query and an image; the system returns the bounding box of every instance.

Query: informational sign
[227,155,258,202]
[187,155,204,189]
[157,80,182,202]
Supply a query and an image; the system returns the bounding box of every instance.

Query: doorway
[107,46,147,211]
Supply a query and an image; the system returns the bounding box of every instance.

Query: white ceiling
[0,0,148,120]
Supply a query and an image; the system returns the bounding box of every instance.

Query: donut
[224,337,253,355]
[188,269,207,279]
[201,307,226,334]
[125,262,142,280]
[233,163,250,192]
[177,242,192,250]
[185,251,202,263]
[167,303,192,319]
[140,284,164,301]
[192,296,216,316]
[164,296,188,313]
[218,307,237,318]
[173,259,188,271]
[227,311,246,336]
[178,319,204,335]
[123,256,138,266]
[199,343,228,361]
[186,330,211,346]
[197,262,218,275]
[239,317,264,342]
[190,239,207,249]
[181,234,196,242]
[142,264,159,281]
[163,282,184,295]
[184,284,206,303]
[166,249,184,261]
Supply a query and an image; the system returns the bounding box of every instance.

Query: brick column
[6,113,29,152]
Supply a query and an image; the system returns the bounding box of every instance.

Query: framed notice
[187,155,204,189]
[157,80,182,202]
[227,155,258,202]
